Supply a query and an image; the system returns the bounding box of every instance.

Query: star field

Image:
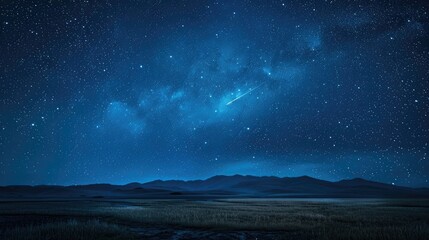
[0,0,428,186]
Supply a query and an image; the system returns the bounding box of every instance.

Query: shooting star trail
[226,82,264,106]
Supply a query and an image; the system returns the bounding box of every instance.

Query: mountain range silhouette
[1,175,428,199]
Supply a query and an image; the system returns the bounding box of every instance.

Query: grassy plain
[0,198,428,239]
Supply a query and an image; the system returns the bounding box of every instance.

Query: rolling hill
[1,175,428,199]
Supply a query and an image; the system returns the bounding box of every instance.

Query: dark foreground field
[0,198,428,240]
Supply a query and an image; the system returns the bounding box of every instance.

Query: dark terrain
[0,198,428,240]
[1,175,428,199]
[0,176,428,239]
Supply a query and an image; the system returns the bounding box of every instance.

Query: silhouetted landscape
[1,175,429,199]
[1,175,429,239]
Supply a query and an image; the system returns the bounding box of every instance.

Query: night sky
[1,0,428,186]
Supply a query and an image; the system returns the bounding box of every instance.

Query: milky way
[0,0,428,186]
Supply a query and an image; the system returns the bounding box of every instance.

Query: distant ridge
[1,175,428,199]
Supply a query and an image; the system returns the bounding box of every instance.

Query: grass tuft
[1,219,136,240]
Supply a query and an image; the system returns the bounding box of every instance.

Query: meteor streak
[226,83,264,106]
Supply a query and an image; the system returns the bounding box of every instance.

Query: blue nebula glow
[0,0,427,187]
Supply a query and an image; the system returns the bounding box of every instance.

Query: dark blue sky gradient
[0,0,428,186]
